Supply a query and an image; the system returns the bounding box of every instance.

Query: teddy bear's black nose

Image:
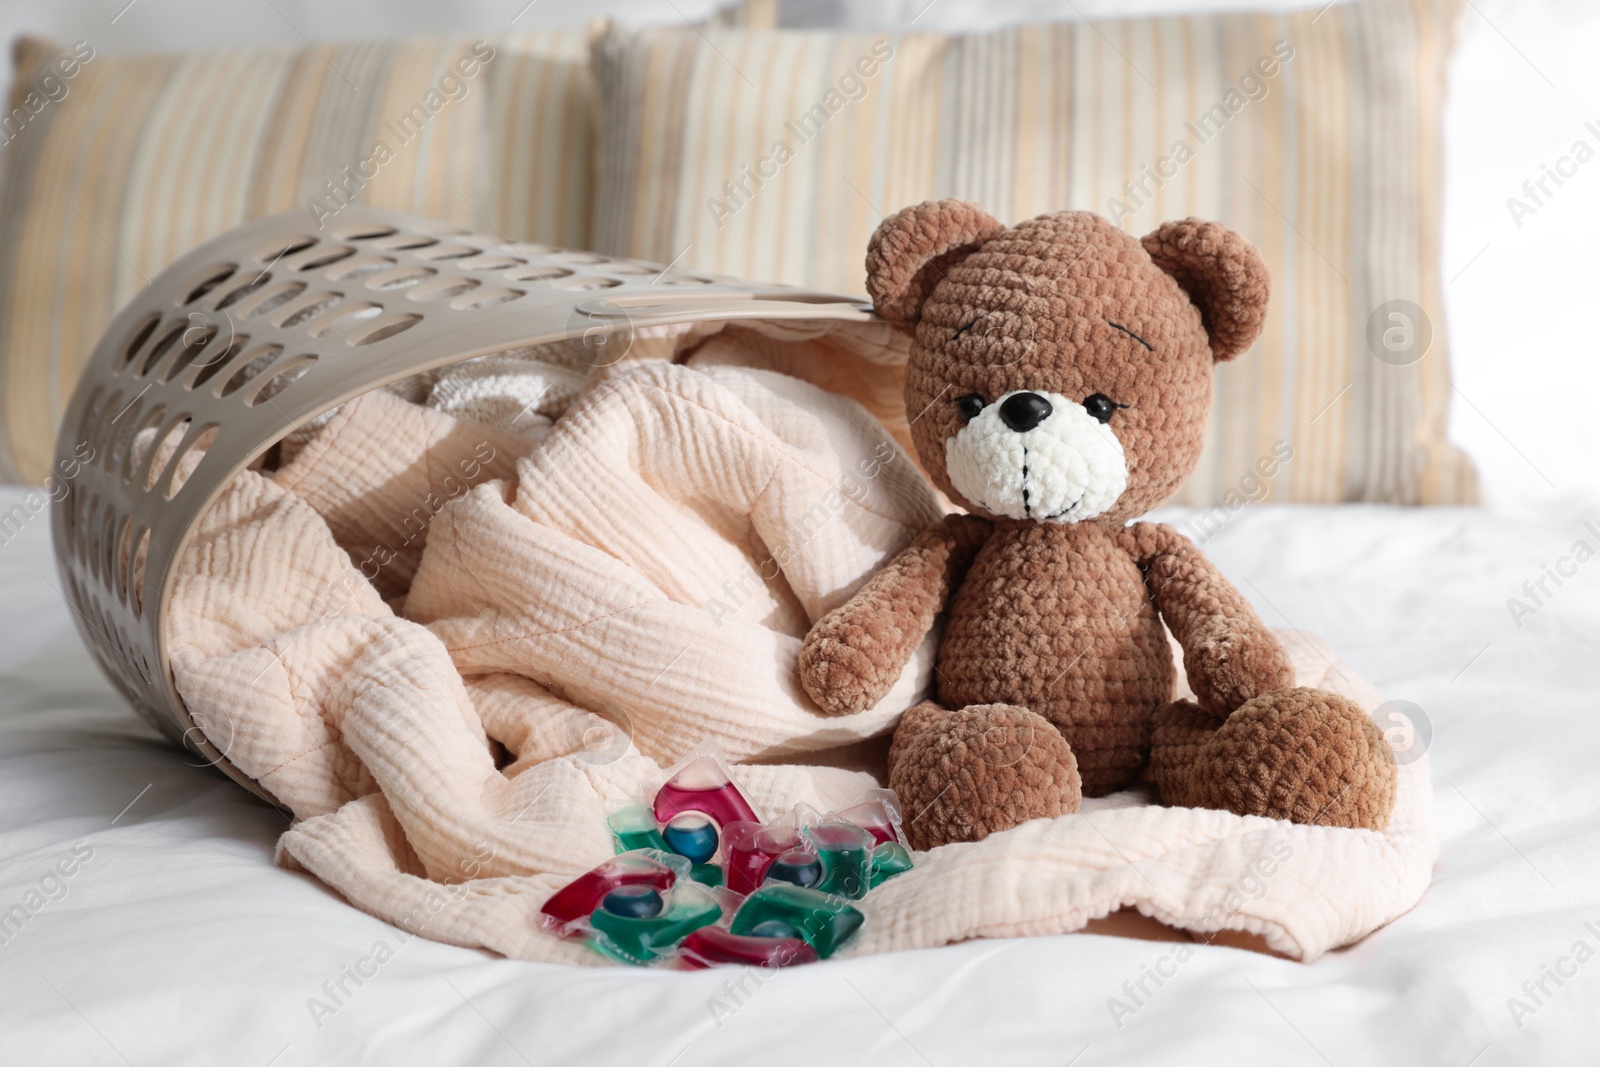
[998,392,1053,433]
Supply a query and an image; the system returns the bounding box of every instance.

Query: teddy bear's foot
[1150,687,1397,830]
[887,701,1081,850]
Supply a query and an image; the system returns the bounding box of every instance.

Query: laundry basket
[49,207,875,804]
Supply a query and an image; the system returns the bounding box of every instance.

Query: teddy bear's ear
[1141,218,1270,362]
[866,199,1005,331]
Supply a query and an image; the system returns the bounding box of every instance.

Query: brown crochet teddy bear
[798,200,1397,851]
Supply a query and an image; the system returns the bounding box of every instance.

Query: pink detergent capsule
[677,926,819,970]
[538,852,683,934]
[721,821,802,896]
[652,755,759,830]
[836,792,904,847]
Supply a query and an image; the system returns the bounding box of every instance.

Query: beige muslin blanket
[165,324,1436,965]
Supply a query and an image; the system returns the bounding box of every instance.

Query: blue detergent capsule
[601,885,664,920]
[662,814,720,865]
[747,918,802,940]
[764,849,823,889]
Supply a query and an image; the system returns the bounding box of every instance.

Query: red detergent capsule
[721,821,802,896]
[538,853,680,933]
[677,926,819,970]
[836,796,902,847]
[653,755,760,829]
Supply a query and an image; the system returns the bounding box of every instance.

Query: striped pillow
[591,0,1478,505]
[0,30,594,483]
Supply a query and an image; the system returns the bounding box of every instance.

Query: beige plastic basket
[50,206,873,804]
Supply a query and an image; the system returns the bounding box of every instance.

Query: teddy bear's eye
[957,394,985,422]
[1083,393,1128,423]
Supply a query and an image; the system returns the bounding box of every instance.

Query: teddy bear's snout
[943,389,1130,524]
[998,392,1053,433]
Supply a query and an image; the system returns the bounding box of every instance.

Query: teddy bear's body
[799,201,1398,850]
[939,519,1171,795]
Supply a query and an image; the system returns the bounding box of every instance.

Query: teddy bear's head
[866,200,1269,524]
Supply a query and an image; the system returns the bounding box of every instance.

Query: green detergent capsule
[804,821,873,899]
[729,884,864,959]
[867,842,913,888]
[689,863,724,888]
[607,804,668,854]
[587,884,722,965]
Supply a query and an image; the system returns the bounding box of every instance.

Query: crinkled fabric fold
[167,348,1435,964]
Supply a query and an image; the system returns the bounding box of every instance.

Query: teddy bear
[797,199,1397,851]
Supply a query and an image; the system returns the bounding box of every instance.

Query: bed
[3,0,1598,1059]
[4,484,1595,1065]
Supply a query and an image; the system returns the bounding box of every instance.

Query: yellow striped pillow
[591,0,1478,505]
[0,30,594,483]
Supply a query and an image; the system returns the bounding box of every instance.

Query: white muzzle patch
[944,390,1128,522]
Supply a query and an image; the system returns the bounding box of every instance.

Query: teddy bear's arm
[1117,521,1294,717]
[798,513,993,716]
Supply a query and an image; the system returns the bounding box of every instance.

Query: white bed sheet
[1,486,1597,1066]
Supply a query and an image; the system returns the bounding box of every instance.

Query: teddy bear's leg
[887,700,1081,850]
[1150,687,1397,830]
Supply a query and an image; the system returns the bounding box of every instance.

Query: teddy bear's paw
[1159,687,1397,831]
[797,622,902,716]
[1148,698,1227,806]
[1183,630,1297,720]
[887,703,1081,850]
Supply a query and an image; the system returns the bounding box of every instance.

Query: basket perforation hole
[335,225,398,242]
[122,404,167,484]
[181,264,237,306]
[152,419,217,500]
[255,237,315,263]
[375,234,439,252]
[243,280,309,319]
[347,314,422,347]
[504,265,572,282]
[216,344,284,398]
[294,246,356,271]
[458,255,521,271]
[117,314,162,372]
[366,266,437,291]
[549,276,623,292]
[157,324,220,384]
[78,496,97,577]
[105,400,147,481]
[137,323,187,377]
[90,393,127,472]
[184,333,248,391]
[246,357,317,407]
[98,507,118,588]
[309,304,382,339]
[215,273,272,311]
[277,292,343,328]
[60,480,80,545]
[74,495,94,572]
[452,288,525,310]
[74,387,105,452]
[129,527,151,617]
[140,412,200,491]
[113,516,135,605]
[412,244,476,261]
[406,277,479,302]
[328,256,397,282]
[75,494,98,568]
